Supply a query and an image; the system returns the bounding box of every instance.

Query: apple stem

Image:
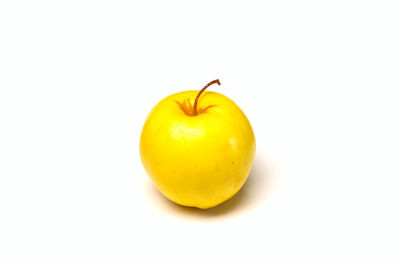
[193,79,221,116]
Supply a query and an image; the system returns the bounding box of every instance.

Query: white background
[1,0,399,264]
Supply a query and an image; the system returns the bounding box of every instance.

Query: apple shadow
[146,154,276,219]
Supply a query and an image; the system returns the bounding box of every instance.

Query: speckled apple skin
[140,90,255,209]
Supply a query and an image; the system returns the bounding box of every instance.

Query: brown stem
[193,79,221,116]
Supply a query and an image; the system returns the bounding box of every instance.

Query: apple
[140,80,255,209]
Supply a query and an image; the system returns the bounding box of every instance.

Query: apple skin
[140,90,255,209]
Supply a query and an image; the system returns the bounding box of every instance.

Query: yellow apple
[140,80,255,209]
